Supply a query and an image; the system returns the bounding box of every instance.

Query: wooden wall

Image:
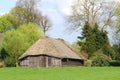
[20,56,84,67]
[20,57,29,67]
[50,57,61,67]
[62,58,84,67]
[20,55,61,67]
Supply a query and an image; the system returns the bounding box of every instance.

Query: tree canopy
[67,0,117,30]
[0,14,14,33]
[10,0,52,35]
[2,23,43,66]
[77,22,114,59]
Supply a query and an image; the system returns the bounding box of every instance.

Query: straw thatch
[19,36,83,60]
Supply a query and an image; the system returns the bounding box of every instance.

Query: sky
[0,0,119,44]
[0,0,80,44]
[40,0,80,44]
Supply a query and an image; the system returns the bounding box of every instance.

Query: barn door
[48,57,51,67]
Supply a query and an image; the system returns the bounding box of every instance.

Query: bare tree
[67,0,117,30]
[15,0,41,25]
[40,15,52,35]
[11,0,52,34]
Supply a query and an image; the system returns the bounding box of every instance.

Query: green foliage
[109,60,120,66]
[0,48,8,60]
[18,23,43,45]
[92,54,109,66]
[112,45,120,61]
[84,60,92,66]
[78,22,93,56]
[71,42,81,53]
[2,23,43,66]
[2,30,27,66]
[78,22,113,59]
[0,14,13,33]
[5,55,16,67]
[10,1,41,26]
[102,44,116,59]
[10,6,28,26]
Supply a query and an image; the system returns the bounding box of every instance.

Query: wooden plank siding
[20,57,29,67]
[20,55,62,67]
[20,55,84,67]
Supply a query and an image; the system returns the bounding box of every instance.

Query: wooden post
[60,59,62,67]
[46,57,48,68]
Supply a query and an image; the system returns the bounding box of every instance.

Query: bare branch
[67,0,117,31]
[40,16,52,35]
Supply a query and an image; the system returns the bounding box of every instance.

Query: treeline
[70,0,120,66]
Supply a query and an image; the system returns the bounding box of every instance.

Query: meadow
[0,67,120,80]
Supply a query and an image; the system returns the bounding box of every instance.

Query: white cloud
[60,0,73,16]
[62,7,71,16]
[0,7,8,15]
[0,12,6,16]
[66,0,73,6]
[41,0,73,16]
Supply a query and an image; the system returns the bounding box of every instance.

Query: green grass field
[0,67,120,80]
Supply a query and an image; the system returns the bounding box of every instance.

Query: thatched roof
[19,36,84,60]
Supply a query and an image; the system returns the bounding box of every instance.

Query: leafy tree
[78,22,97,57]
[108,3,120,60]
[0,14,14,33]
[12,0,41,25]
[18,22,44,45]
[10,6,28,27]
[2,23,43,67]
[2,30,27,67]
[10,0,52,34]
[78,22,113,59]
[112,45,120,61]
[77,22,92,53]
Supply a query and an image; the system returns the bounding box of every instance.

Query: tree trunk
[15,56,19,67]
[44,29,46,36]
[16,61,19,67]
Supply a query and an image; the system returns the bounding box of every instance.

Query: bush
[109,61,120,66]
[92,55,109,66]
[5,56,16,67]
[0,60,6,67]
[84,60,92,66]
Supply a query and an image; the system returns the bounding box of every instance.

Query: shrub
[109,60,120,66]
[5,56,16,67]
[84,60,92,66]
[92,55,109,66]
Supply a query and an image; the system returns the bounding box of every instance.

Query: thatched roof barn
[19,36,84,67]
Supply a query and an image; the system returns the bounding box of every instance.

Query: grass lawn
[0,67,120,80]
